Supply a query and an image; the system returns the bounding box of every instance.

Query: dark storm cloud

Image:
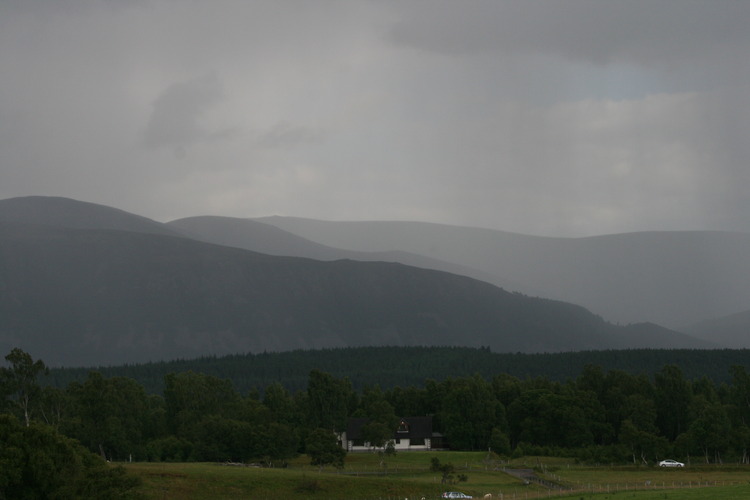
[388,0,750,66]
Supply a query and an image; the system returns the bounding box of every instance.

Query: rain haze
[1,0,749,237]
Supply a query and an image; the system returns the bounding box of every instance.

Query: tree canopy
[8,347,750,470]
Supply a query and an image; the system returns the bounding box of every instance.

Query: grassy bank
[123,453,750,500]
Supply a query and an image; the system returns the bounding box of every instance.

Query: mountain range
[168,213,750,346]
[0,196,731,366]
[249,217,750,331]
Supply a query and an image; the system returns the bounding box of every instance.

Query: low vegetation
[123,453,750,499]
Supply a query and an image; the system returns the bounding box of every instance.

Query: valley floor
[122,453,750,500]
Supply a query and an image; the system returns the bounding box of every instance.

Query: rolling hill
[681,309,750,348]
[0,196,710,366]
[167,215,511,289]
[254,217,750,330]
[0,196,180,236]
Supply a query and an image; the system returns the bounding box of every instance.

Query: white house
[341,416,441,452]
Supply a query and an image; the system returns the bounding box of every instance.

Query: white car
[658,459,684,467]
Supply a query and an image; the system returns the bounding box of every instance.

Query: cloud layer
[1,0,748,236]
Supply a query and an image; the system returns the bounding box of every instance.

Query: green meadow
[123,452,750,500]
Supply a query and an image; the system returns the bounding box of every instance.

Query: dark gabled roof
[346,416,433,440]
[396,416,432,439]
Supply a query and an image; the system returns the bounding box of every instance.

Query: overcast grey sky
[1,0,748,236]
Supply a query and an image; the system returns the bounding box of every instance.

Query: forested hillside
[43,346,750,395]
[7,347,750,468]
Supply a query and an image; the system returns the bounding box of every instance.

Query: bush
[145,436,194,462]
[0,414,142,499]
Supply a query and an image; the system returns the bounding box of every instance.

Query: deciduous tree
[1,348,48,426]
[305,427,346,470]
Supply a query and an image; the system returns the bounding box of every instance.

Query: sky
[1,0,749,237]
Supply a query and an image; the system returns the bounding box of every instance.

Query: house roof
[346,416,433,440]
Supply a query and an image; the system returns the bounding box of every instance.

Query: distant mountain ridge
[167,216,510,289]
[0,196,180,236]
[682,309,750,348]
[254,217,750,331]
[0,196,710,366]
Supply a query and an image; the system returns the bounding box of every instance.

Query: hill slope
[0,196,711,366]
[0,223,708,367]
[0,196,180,236]
[167,216,510,288]
[682,309,750,348]
[256,217,750,329]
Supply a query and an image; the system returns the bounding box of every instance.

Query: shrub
[0,414,142,499]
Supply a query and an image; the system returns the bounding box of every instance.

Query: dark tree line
[42,346,750,395]
[6,348,750,468]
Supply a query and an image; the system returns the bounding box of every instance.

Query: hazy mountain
[681,310,750,348]
[167,216,512,289]
[256,217,750,330]
[0,196,180,237]
[0,197,710,366]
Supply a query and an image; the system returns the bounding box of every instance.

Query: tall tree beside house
[357,395,399,458]
[257,421,299,464]
[263,381,302,427]
[306,369,355,432]
[356,384,399,449]
[386,385,430,417]
[360,421,394,450]
[305,427,346,470]
[0,348,48,427]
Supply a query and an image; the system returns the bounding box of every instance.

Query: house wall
[345,438,431,452]
[394,437,431,451]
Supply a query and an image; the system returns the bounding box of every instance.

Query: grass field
[123,453,750,500]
